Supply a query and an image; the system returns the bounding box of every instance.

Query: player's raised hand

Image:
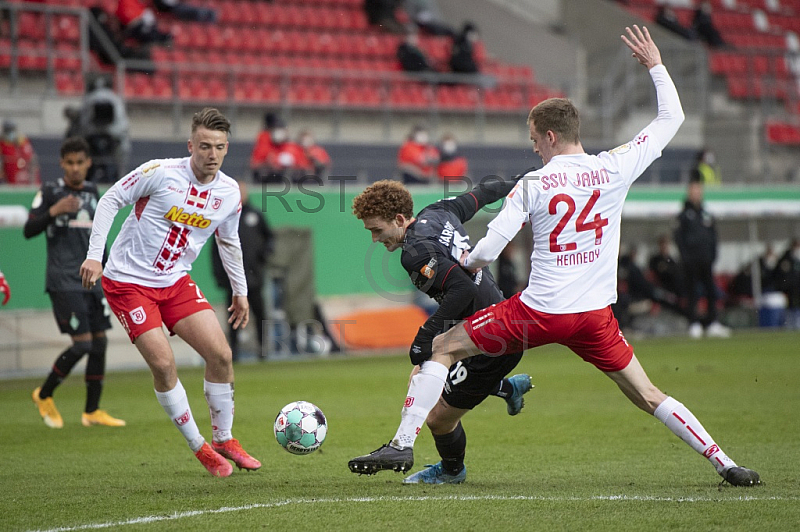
[80,259,103,289]
[621,25,662,70]
[229,295,250,330]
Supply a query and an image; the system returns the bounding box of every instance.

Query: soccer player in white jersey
[350,26,760,487]
[79,108,260,477]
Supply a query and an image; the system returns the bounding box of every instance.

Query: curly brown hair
[352,180,414,221]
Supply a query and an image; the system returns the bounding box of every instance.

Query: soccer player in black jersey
[349,176,532,483]
[24,137,125,428]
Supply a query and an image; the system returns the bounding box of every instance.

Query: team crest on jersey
[420,258,437,279]
[211,197,223,210]
[129,306,146,325]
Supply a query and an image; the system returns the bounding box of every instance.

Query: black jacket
[675,200,717,264]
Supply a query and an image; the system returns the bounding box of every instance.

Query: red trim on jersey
[134,196,150,221]
[468,192,478,211]
[671,412,686,424]
[440,264,459,289]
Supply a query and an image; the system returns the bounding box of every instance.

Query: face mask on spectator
[414,132,429,144]
[272,128,288,143]
[442,140,457,155]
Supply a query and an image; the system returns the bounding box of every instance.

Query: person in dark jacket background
[212,181,274,359]
[674,180,730,338]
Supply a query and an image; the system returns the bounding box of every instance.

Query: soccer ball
[273,401,327,455]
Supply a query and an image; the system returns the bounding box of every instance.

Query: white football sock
[392,361,449,449]
[654,396,736,473]
[155,379,204,452]
[204,380,234,444]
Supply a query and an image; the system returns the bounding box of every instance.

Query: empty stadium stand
[0,0,562,115]
[620,0,800,145]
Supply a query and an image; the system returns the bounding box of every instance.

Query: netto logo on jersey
[164,206,212,228]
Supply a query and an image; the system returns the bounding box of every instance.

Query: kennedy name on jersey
[541,168,610,190]
[164,206,212,228]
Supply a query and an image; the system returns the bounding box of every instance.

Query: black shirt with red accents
[400,177,519,352]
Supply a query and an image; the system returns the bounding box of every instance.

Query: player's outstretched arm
[621,25,661,70]
[443,176,521,224]
[621,25,684,151]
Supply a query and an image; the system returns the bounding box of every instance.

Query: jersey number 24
[548,190,608,253]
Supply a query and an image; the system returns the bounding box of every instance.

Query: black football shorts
[442,351,524,410]
[49,290,112,335]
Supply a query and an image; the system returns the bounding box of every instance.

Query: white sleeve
[463,228,511,270]
[214,204,248,297]
[647,64,685,150]
[600,65,684,187]
[463,178,533,269]
[86,162,162,262]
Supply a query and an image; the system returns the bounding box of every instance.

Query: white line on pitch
[29,494,799,532]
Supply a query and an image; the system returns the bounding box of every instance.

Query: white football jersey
[87,157,245,291]
[489,131,662,314]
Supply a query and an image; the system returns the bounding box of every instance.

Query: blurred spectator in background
[250,116,304,184]
[405,0,454,36]
[398,31,437,73]
[250,112,277,182]
[655,6,696,41]
[88,6,153,70]
[449,21,481,75]
[691,148,721,186]
[675,181,730,338]
[115,0,172,46]
[692,1,726,48]
[648,234,684,298]
[296,131,331,179]
[212,182,275,360]
[1,120,40,185]
[76,77,131,183]
[364,0,405,34]
[436,133,468,181]
[614,245,687,329]
[774,238,800,327]
[727,244,779,302]
[398,125,439,184]
[153,0,217,22]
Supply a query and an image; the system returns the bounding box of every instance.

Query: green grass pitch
[2,330,799,531]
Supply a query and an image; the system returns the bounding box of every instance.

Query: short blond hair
[527,98,580,145]
[352,180,414,221]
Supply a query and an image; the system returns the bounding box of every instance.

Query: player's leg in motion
[349,325,479,474]
[134,327,232,477]
[404,398,469,484]
[606,355,760,486]
[32,333,93,429]
[491,374,533,416]
[81,333,126,427]
[173,309,261,472]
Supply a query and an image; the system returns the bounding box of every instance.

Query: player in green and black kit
[25,137,125,428]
